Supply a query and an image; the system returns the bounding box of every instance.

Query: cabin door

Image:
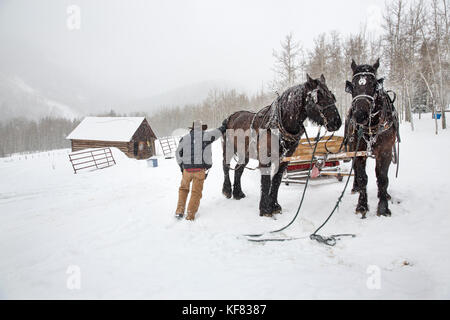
[134,140,151,159]
[147,140,153,156]
[138,141,147,159]
[133,141,139,157]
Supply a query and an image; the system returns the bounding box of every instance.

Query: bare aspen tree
[326,31,345,116]
[343,29,370,115]
[431,0,449,129]
[420,71,439,134]
[272,33,303,92]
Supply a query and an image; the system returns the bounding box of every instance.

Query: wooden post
[104,148,109,166]
[92,151,98,169]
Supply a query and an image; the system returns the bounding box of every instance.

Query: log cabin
[66,117,157,159]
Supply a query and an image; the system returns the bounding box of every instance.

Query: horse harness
[249,87,334,157]
[347,72,399,156]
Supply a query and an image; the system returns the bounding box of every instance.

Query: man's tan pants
[176,169,206,218]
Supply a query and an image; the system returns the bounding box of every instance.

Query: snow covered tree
[272,33,304,92]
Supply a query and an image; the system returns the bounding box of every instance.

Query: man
[175,120,227,221]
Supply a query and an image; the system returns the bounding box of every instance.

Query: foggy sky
[0,0,385,100]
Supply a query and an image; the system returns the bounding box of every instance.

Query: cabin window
[139,142,144,151]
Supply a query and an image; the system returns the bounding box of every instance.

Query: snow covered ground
[0,116,449,299]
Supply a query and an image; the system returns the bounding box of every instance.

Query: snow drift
[0,116,449,299]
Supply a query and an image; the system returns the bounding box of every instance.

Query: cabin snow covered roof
[66,117,149,142]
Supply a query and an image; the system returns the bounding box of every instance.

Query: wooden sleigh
[281,135,367,185]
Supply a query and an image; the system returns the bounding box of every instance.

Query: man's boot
[186,212,196,221]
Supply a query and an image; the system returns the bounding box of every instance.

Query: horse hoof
[260,213,273,218]
[377,209,392,217]
[271,203,282,215]
[357,211,367,219]
[233,191,246,200]
[356,205,368,216]
[377,201,391,217]
[222,190,232,199]
[259,209,273,217]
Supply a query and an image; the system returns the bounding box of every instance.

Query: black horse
[222,75,342,217]
[344,59,400,218]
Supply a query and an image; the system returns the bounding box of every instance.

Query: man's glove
[179,165,183,173]
[218,124,227,134]
[219,118,228,134]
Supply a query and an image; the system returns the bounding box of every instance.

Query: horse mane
[276,84,306,112]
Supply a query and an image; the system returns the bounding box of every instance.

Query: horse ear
[373,58,380,71]
[305,74,315,90]
[351,59,357,72]
[345,80,353,94]
[376,77,384,91]
[320,74,326,84]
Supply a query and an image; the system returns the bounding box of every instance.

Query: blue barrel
[147,158,158,167]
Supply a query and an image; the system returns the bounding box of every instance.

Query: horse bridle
[351,72,377,100]
[353,71,376,79]
[306,88,336,129]
[350,72,379,126]
[349,72,393,154]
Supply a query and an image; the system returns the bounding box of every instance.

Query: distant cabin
[66,117,157,159]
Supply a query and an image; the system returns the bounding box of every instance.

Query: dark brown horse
[221,75,342,217]
[344,59,400,218]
